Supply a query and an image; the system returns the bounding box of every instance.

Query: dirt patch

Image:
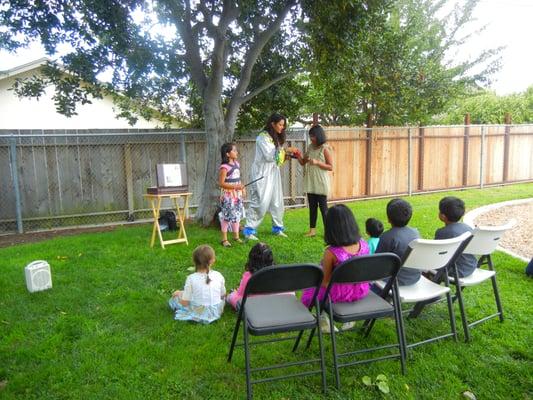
[473,201,533,260]
[0,225,118,249]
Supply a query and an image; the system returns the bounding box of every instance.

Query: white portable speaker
[25,260,52,293]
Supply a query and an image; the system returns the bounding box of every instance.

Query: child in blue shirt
[365,217,384,254]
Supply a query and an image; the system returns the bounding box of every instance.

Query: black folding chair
[305,253,405,389]
[227,264,326,400]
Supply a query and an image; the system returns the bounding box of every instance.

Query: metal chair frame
[451,220,515,342]
[227,264,327,400]
[301,253,405,389]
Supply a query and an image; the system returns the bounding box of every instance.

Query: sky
[1,0,532,95]
[451,0,533,94]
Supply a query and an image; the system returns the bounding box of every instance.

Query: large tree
[304,0,502,126]
[0,0,386,224]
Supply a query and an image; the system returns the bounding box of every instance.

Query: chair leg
[487,256,504,322]
[397,302,408,356]
[445,291,458,342]
[455,283,471,342]
[305,327,316,350]
[228,314,243,362]
[315,306,327,394]
[393,304,407,374]
[363,319,376,338]
[292,330,305,352]
[328,308,341,389]
[491,275,504,322]
[243,319,253,400]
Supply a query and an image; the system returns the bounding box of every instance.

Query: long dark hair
[264,113,286,146]
[220,142,235,165]
[245,242,274,273]
[324,204,361,247]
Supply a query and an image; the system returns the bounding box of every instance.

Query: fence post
[408,127,412,196]
[312,113,319,126]
[417,126,425,191]
[124,143,135,221]
[288,139,296,203]
[480,125,486,188]
[179,131,186,163]
[365,128,372,196]
[9,135,23,233]
[463,114,470,187]
[503,113,511,182]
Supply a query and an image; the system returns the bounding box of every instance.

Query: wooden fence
[1,124,532,234]
[326,124,533,199]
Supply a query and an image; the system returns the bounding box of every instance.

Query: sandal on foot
[233,238,243,243]
[221,240,232,247]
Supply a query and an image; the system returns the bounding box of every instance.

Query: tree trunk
[195,97,234,226]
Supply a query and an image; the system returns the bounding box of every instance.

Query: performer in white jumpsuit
[244,113,294,240]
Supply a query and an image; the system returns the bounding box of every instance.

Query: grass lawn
[1,183,532,399]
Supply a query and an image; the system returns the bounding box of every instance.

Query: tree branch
[240,71,296,104]
[229,2,295,101]
[167,0,207,92]
[206,2,239,101]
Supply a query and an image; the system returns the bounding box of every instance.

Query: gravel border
[464,198,533,262]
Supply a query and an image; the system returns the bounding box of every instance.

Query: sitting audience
[168,245,226,324]
[226,242,274,310]
[301,204,370,333]
[376,198,420,285]
[435,196,477,277]
[365,217,384,254]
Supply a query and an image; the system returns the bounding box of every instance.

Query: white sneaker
[319,312,339,334]
[275,231,288,238]
[341,321,356,331]
[245,234,259,241]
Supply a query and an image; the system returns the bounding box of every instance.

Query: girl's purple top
[301,240,370,307]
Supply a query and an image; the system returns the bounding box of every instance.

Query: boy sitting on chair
[375,198,420,286]
[435,196,477,278]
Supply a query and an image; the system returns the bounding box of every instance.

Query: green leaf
[376,374,388,382]
[377,381,390,394]
[362,376,372,386]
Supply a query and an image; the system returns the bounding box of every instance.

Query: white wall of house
[0,61,171,130]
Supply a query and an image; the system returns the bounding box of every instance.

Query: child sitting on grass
[169,245,226,324]
[365,217,384,254]
[376,198,420,285]
[435,196,477,277]
[226,242,274,310]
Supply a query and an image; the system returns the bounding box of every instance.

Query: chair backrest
[329,253,402,285]
[402,231,472,271]
[244,263,323,297]
[463,219,516,256]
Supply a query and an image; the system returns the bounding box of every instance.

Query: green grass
[1,183,532,400]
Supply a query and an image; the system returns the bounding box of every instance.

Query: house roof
[0,57,50,81]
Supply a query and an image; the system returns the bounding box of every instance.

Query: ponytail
[205,268,211,285]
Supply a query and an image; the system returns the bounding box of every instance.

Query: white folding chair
[451,219,516,342]
[375,232,472,351]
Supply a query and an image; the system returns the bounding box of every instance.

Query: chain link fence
[0,128,308,235]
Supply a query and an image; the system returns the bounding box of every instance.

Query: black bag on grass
[159,210,178,231]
